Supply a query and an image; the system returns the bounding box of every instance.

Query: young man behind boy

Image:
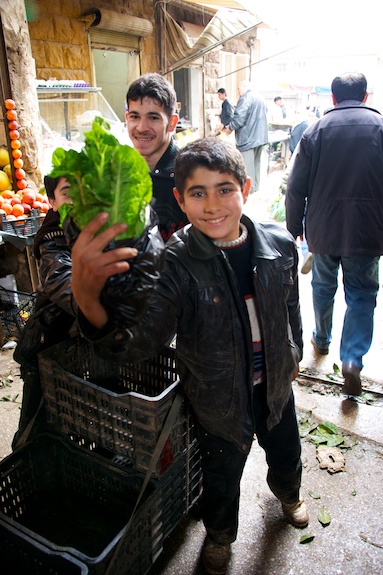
[70,139,308,575]
[126,73,188,242]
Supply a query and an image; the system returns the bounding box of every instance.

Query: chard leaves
[49,117,152,239]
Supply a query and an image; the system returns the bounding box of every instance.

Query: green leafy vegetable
[300,534,315,544]
[48,117,153,239]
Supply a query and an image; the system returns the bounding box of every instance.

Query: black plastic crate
[0,433,168,575]
[38,337,192,476]
[0,517,89,575]
[0,286,36,339]
[0,210,44,249]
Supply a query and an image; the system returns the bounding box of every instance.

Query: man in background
[285,71,383,395]
[224,80,268,193]
[216,87,235,132]
[126,73,188,242]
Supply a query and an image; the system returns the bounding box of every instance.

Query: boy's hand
[71,212,138,329]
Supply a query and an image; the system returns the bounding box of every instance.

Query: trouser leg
[340,256,379,369]
[195,421,247,545]
[311,254,340,348]
[254,384,302,504]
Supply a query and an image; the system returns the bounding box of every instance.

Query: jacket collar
[183,214,281,261]
[152,138,178,174]
[325,100,382,116]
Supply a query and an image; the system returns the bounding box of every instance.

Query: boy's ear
[242,177,251,203]
[173,187,186,212]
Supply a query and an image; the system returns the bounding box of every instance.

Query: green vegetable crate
[0,433,202,575]
[38,337,194,477]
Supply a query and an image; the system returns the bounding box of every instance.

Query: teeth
[207,218,225,224]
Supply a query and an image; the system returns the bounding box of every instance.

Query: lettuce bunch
[48,117,153,239]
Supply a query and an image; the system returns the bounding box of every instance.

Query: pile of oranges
[0,188,50,221]
[0,98,51,222]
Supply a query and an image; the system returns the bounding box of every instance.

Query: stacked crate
[0,336,202,574]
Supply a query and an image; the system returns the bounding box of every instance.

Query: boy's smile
[174,167,251,244]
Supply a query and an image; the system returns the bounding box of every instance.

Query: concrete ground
[1,158,382,574]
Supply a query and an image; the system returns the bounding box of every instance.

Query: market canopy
[158,4,263,75]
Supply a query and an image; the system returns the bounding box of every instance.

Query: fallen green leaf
[333,363,340,373]
[318,507,331,526]
[309,491,321,500]
[318,422,338,435]
[300,534,315,544]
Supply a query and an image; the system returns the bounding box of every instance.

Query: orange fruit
[13,158,23,169]
[15,168,26,180]
[16,178,27,190]
[9,130,20,140]
[4,99,16,110]
[1,202,12,215]
[8,120,18,130]
[12,149,22,160]
[1,189,14,199]
[6,109,17,121]
[10,140,21,150]
[21,190,36,205]
[12,203,24,217]
[6,214,16,220]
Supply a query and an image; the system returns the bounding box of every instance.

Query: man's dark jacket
[81,215,303,454]
[286,100,383,257]
[150,138,188,242]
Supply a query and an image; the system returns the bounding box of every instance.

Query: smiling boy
[71,138,308,575]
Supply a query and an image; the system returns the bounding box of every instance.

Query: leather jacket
[83,215,303,454]
[13,210,76,367]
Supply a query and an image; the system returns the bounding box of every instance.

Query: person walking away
[126,73,188,242]
[12,176,77,448]
[224,80,268,193]
[285,72,383,395]
[216,87,235,132]
[70,138,308,575]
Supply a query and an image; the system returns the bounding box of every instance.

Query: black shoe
[311,337,329,355]
[342,362,362,395]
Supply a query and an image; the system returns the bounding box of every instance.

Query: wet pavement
[1,161,382,574]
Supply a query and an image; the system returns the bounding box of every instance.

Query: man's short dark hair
[331,72,367,103]
[217,88,226,95]
[174,138,247,195]
[126,73,177,118]
[274,96,282,103]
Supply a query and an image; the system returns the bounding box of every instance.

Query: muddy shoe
[282,499,309,528]
[202,537,231,575]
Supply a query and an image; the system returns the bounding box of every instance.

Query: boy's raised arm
[71,212,138,329]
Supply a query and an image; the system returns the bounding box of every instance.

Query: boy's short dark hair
[217,88,226,95]
[274,96,282,103]
[174,138,247,194]
[126,73,177,119]
[331,72,367,103]
[44,175,60,199]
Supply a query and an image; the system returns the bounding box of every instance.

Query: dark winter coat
[80,215,302,454]
[13,209,76,368]
[150,138,188,242]
[285,100,383,256]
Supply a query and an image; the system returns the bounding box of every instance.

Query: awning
[159,4,263,75]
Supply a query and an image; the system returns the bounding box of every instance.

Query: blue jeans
[311,254,380,368]
[195,385,302,545]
